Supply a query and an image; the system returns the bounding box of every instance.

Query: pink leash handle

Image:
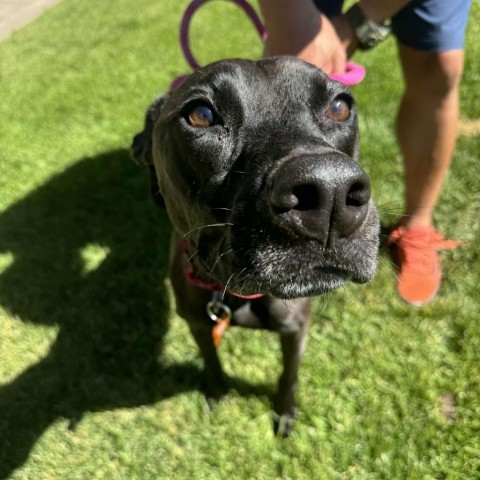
[172,0,365,89]
[330,63,365,86]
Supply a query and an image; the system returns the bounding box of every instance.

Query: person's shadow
[0,149,203,477]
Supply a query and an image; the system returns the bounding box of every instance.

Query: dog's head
[132,57,379,299]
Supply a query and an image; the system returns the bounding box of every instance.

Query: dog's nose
[267,154,371,241]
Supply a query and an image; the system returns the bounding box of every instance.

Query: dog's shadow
[0,150,213,477]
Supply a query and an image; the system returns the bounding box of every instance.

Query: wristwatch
[345,3,391,50]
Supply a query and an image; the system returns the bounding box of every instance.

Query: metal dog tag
[206,292,232,347]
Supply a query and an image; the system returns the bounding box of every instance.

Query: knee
[402,49,464,100]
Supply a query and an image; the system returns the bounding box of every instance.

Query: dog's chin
[264,274,349,299]
[274,264,380,298]
[193,239,378,300]
[191,256,348,299]
[215,266,363,300]
[232,248,377,299]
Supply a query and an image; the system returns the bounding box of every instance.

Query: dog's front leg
[188,324,227,402]
[273,311,309,437]
[169,235,227,402]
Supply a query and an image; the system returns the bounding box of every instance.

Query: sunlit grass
[0,0,479,478]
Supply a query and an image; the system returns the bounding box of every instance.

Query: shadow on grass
[0,150,203,477]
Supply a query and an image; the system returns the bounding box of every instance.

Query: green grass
[0,0,479,478]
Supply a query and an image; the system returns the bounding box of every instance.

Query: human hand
[297,13,350,74]
[260,0,357,75]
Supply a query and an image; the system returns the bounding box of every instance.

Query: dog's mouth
[183,194,379,300]
[261,265,352,298]
[235,261,361,299]
[188,238,376,300]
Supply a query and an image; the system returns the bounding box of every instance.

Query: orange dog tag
[212,315,231,348]
[206,295,232,348]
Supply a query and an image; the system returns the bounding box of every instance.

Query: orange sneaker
[387,226,461,306]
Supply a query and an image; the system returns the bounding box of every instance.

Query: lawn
[0,0,479,478]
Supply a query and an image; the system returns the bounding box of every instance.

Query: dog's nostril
[292,185,320,211]
[346,181,370,207]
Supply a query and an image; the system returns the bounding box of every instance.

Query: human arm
[258,0,350,74]
[259,0,415,74]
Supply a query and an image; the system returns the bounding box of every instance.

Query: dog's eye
[326,98,350,122]
[187,105,215,128]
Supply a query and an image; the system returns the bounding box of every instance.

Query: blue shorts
[313,0,472,51]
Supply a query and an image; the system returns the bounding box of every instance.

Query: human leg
[396,45,464,228]
[387,0,471,305]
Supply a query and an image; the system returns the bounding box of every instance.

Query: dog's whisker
[234,270,249,295]
[235,267,249,289]
[210,248,234,272]
[377,211,414,217]
[186,249,199,263]
[375,204,402,211]
[377,257,401,282]
[377,203,437,212]
[362,248,400,280]
[221,272,237,301]
[316,290,334,315]
[182,223,234,238]
[210,207,233,212]
[238,276,250,295]
[376,200,404,208]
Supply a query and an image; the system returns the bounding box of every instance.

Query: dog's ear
[130,94,168,166]
[131,94,168,207]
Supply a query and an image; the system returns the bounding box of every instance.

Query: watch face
[356,22,373,44]
[357,19,390,49]
[346,4,391,50]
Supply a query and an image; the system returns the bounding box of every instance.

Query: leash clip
[206,291,232,347]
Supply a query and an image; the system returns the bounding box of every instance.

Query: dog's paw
[272,411,295,438]
[202,377,228,407]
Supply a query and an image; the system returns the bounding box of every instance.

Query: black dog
[131,57,379,436]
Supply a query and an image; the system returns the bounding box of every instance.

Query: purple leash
[171,0,365,90]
